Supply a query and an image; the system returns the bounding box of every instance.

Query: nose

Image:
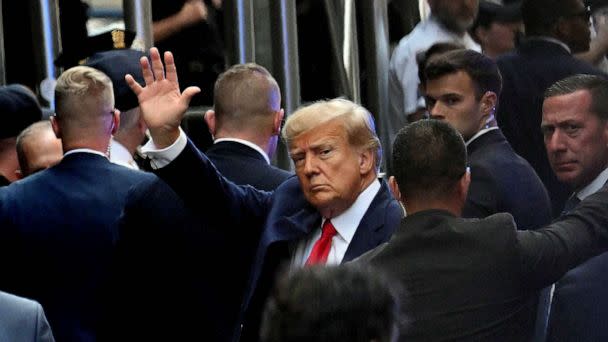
[546,129,567,154]
[428,102,444,120]
[303,154,319,176]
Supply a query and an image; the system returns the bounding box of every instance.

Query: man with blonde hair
[0,65,158,341]
[122,47,402,341]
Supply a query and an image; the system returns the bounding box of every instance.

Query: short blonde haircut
[54,66,114,120]
[283,98,382,171]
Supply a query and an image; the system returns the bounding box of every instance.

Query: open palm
[126,47,200,147]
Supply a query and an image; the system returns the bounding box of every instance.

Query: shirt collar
[214,138,270,164]
[323,179,381,245]
[109,139,138,169]
[64,148,108,159]
[465,127,499,147]
[525,36,572,54]
[576,167,608,200]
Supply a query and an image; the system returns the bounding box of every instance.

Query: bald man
[15,120,63,178]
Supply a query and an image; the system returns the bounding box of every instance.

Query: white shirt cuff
[141,128,188,169]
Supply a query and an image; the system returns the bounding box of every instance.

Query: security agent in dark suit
[496,0,607,216]
[203,63,292,191]
[0,66,158,342]
[355,119,608,341]
[123,47,402,341]
[85,49,148,170]
[542,75,608,341]
[423,48,552,228]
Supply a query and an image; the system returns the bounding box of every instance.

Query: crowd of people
[1,0,608,341]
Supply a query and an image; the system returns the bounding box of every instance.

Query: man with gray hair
[0,65,158,341]
[542,74,608,341]
[123,47,402,341]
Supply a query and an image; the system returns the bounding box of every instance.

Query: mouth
[553,161,577,172]
[310,184,330,192]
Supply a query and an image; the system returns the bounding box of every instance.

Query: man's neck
[214,131,272,157]
[404,198,462,217]
[0,150,19,183]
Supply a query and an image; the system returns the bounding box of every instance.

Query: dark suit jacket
[547,252,608,342]
[0,152,157,342]
[463,129,552,229]
[206,141,293,191]
[356,188,608,342]
[151,140,403,341]
[496,39,606,216]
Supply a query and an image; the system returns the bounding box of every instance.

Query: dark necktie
[561,194,581,216]
[305,220,337,265]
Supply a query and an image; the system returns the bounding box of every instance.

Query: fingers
[125,74,143,96]
[164,51,179,84]
[140,56,154,86]
[181,86,202,106]
[150,47,165,81]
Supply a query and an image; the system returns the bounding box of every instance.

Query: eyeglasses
[562,6,592,22]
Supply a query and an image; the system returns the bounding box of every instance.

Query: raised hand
[126,47,201,148]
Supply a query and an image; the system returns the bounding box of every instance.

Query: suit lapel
[343,180,392,262]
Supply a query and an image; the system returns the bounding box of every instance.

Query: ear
[358,148,375,175]
[474,26,487,45]
[50,115,61,139]
[388,176,402,201]
[204,110,217,136]
[457,167,471,204]
[480,91,498,117]
[273,109,285,135]
[111,109,120,135]
[554,18,571,41]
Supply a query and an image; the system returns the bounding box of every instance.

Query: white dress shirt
[64,149,108,159]
[575,167,608,201]
[109,139,139,170]
[290,179,382,268]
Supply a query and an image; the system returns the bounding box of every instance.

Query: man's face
[425,71,486,141]
[22,130,63,177]
[558,0,591,53]
[289,119,367,218]
[542,90,608,190]
[430,0,479,33]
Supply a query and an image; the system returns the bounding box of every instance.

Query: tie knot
[321,219,337,238]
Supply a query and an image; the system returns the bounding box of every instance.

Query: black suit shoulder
[464,130,552,229]
[206,141,292,191]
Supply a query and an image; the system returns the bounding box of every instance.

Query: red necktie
[305,219,337,265]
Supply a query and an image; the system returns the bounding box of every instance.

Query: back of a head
[85,49,145,132]
[260,265,400,342]
[392,120,467,201]
[522,0,570,36]
[213,63,281,132]
[16,120,62,177]
[54,66,114,138]
[0,84,43,142]
[283,98,382,172]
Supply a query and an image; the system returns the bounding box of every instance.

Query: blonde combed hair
[54,66,114,119]
[283,98,382,171]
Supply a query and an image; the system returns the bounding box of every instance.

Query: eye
[564,124,580,135]
[445,96,460,106]
[291,154,305,166]
[541,125,554,138]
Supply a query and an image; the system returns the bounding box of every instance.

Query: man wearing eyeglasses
[496,0,607,218]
